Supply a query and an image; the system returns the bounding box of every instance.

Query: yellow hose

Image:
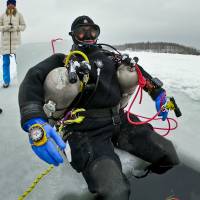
[64,50,90,91]
[65,50,90,66]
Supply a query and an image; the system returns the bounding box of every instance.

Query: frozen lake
[0,44,200,199]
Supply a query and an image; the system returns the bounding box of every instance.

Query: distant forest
[115,42,200,55]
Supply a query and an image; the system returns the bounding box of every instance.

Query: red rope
[135,64,146,104]
[126,63,178,136]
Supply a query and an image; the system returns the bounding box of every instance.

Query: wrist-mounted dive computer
[29,124,48,146]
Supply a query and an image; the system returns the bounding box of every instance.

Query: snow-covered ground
[122,50,200,101]
[0,45,200,200]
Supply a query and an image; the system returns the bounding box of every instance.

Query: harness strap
[58,106,121,135]
[81,106,119,118]
[111,106,121,135]
[81,105,121,132]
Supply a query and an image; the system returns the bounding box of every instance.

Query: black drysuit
[18,45,179,200]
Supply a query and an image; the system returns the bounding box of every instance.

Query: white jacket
[0,9,26,55]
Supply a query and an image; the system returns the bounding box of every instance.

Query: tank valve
[43,100,56,117]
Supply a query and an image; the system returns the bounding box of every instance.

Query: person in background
[0,0,26,88]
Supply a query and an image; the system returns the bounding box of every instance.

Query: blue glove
[155,92,168,121]
[23,118,66,166]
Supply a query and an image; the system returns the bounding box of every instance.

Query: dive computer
[29,124,48,146]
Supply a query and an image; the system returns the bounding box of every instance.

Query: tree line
[115,42,200,55]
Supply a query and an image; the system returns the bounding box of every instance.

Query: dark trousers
[114,113,179,174]
[65,111,179,199]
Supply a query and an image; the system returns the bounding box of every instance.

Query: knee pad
[147,137,180,174]
[87,157,130,200]
[154,137,180,166]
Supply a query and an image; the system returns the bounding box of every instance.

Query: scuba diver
[18,16,180,200]
[0,108,2,114]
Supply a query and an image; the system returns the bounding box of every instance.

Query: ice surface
[0,44,200,199]
[123,50,200,101]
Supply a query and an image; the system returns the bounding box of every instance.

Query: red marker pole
[51,38,63,54]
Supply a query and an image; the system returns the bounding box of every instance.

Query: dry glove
[155,92,168,121]
[23,117,66,166]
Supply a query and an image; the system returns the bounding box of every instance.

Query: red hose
[126,64,178,136]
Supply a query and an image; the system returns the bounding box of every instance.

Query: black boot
[3,83,9,88]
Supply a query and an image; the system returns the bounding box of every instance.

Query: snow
[122,51,200,101]
[0,44,200,199]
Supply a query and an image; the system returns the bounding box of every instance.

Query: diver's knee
[149,151,180,174]
[162,142,180,166]
[152,132,180,167]
[87,157,130,200]
[147,139,180,174]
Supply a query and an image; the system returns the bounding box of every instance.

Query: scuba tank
[43,51,90,122]
[97,43,139,109]
[43,67,81,120]
[117,64,138,108]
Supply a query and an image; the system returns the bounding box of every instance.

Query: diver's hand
[155,92,168,121]
[23,118,66,166]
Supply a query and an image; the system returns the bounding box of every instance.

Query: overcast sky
[1,0,200,49]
